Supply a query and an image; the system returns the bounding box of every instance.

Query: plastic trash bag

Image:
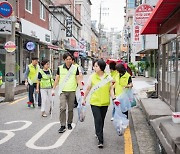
[76,89,86,122]
[77,103,86,122]
[116,91,131,112]
[125,89,136,107]
[113,105,129,136]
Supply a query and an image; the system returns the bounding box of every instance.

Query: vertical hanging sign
[66,16,73,37]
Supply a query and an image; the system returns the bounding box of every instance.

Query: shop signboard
[66,16,73,37]
[70,38,76,48]
[135,4,153,26]
[0,18,12,35]
[0,1,13,18]
[4,41,16,52]
[78,38,86,52]
[26,42,35,51]
[133,23,141,44]
[5,72,14,82]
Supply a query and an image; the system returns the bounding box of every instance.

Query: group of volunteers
[24,52,133,149]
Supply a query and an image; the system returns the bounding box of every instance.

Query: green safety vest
[39,69,54,89]
[115,72,130,96]
[90,73,111,106]
[28,64,40,85]
[59,65,77,92]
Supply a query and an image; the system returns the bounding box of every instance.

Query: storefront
[141,0,180,111]
[20,18,52,82]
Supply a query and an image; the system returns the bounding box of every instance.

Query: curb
[130,94,157,154]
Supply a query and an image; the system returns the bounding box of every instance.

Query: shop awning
[19,32,39,41]
[141,0,180,34]
[136,49,157,54]
[47,44,61,50]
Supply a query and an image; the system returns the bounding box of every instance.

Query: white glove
[51,89,55,96]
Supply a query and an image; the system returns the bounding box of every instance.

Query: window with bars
[25,0,32,13]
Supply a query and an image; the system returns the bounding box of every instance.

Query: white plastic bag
[77,103,86,122]
[113,105,129,136]
[116,91,131,112]
[76,88,86,122]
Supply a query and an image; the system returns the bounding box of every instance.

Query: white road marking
[4,120,32,132]
[0,120,32,145]
[26,122,76,150]
[0,131,15,145]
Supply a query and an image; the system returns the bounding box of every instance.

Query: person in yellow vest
[24,57,41,108]
[83,59,114,149]
[36,59,54,117]
[72,57,83,108]
[52,52,83,133]
[109,61,118,121]
[112,63,133,119]
[109,61,118,81]
[0,71,3,88]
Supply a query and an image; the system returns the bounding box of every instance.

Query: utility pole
[4,0,16,101]
[127,26,131,63]
[98,1,102,56]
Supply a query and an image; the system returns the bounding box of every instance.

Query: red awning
[141,0,180,34]
[106,59,123,65]
[47,44,60,50]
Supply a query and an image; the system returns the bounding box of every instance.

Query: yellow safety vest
[74,63,79,67]
[0,79,2,86]
[90,73,111,106]
[28,64,40,85]
[115,72,130,96]
[110,70,118,80]
[39,69,54,89]
[59,65,77,92]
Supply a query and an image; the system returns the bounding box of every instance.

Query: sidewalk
[0,84,27,102]
[132,76,180,154]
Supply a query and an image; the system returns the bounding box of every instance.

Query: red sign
[70,38,76,48]
[135,4,153,26]
[73,52,79,57]
[4,41,16,52]
[134,25,140,43]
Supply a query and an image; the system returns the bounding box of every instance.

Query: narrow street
[0,72,146,154]
[0,89,126,154]
[0,1,179,154]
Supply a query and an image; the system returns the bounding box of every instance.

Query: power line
[66,0,92,32]
[39,0,85,46]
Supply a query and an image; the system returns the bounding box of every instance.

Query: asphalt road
[0,90,128,154]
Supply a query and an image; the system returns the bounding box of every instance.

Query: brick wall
[53,0,75,15]
[18,0,49,30]
[75,4,81,22]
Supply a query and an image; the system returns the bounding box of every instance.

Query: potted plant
[128,62,136,77]
[137,61,145,76]
[144,61,150,78]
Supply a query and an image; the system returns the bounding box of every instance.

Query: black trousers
[28,83,41,106]
[91,105,108,144]
[122,111,128,119]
